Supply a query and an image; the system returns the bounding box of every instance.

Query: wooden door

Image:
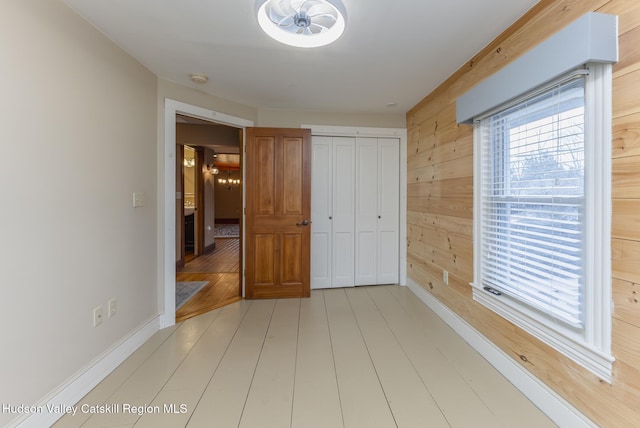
[245,127,311,299]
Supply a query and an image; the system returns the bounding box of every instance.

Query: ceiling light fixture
[206,152,219,175]
[255,0,347,48]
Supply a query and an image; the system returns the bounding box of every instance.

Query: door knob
[296,219,309,226]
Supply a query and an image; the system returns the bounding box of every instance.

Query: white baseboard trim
[406,278,596,428]
[12,316,161,428]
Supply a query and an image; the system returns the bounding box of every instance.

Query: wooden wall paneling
[406,0,640,425]
[612,278,640,326]
[407,177,473,199]
[613,238,640,284]
[612,361,640,404]
[613,113,640,158]
[407,135,473,171]
[613,25,640,77]
[599,0,640,36]
[408,155,473,183]
[612,156,640,198]
[407,253,470,299]
[613,68,640,118]
[612,199,640,240]
[407,197,473,219]
[407,164,435,184]
[612,318,640,369]
[406,236,472,280]
[407,211,473,239]
[408,224,473,273]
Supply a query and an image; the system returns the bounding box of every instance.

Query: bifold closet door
[355,138,379,285]
[311,137,332,288]
[310,136,355,289]
[355,138,400,286]
[331,137,355,287]
[376,139,400,284]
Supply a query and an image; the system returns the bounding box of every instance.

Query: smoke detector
[190,74,208,84]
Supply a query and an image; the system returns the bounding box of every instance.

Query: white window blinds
[477,75,586,328]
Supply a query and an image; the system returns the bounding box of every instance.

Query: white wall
[0,1,157,425]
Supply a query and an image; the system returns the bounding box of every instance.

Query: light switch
[133,192,144,208]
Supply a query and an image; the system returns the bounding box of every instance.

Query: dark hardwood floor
[176,238,241,323]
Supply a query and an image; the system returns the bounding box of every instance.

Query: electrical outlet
[108,298,117,318]
[443,270,449,285]
[93,306,104,327]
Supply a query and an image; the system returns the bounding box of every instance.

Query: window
[473,64,613,381]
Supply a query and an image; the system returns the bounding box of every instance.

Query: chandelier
[218,169,241,190]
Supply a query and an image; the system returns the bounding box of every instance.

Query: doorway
[174,114,243,322]
[162,100,254,328]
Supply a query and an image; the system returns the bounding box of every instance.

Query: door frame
[303,124,408,287]
[161,99,253,328]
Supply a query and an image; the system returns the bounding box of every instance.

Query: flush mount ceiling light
[255,0,347,48]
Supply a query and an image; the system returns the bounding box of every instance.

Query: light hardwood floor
[55,286,554,428]
[176,238,241,322]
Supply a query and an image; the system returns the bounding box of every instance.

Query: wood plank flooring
[55,286,554,428]
[176,238,241,322]
[180,238,240,274]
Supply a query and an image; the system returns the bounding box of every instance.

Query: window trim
[472,63,614,382]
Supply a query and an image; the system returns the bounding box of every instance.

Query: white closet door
[355,138,378,286]
[377,139,400,284]
[311,137,332,289]
[332,137,355,287]
[312,135,399,289]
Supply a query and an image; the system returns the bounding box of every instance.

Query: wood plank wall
[406,0,640,425]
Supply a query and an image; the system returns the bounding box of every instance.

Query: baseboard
[204,242,216,254]
[176,258,185,270]
[406,278,596,428]
[12,316,161,428]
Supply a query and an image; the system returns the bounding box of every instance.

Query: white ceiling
[63,0,539,115]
